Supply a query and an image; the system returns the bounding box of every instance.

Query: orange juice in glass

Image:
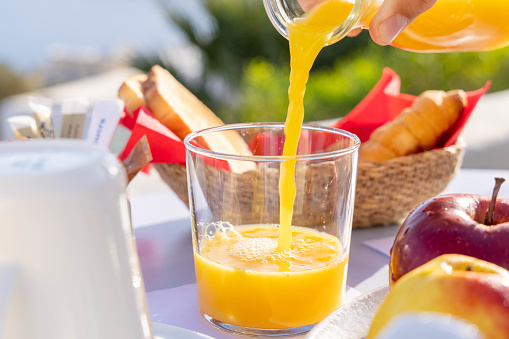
[184,123,359,336]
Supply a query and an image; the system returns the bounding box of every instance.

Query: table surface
[129,168,509,338]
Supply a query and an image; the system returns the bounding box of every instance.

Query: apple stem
[484,177,506,225]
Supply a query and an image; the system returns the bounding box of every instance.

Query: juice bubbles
[195,225,348,329]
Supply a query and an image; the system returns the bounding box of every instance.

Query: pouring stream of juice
[193,1,354,329]
[278,0,509,249]
[278,0,353,251]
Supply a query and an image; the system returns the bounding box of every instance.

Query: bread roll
[357,142,398,163]
[359,89,467,163]
[141,65,226,143]
[395,108,439,150]
[118,65,255,172]
[118,74,147,115]
[369,120,421,157]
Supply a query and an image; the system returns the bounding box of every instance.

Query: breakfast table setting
[2,0,509,337]
[1,66,508,339]
[118,58,508,337]
[128,166,509,339]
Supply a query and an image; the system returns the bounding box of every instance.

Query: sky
[0,0,196,73]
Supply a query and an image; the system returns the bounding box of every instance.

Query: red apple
[390,178,509,284]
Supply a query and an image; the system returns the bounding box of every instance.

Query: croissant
[359,89,467,163]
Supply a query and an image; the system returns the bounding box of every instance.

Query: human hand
[368,0,437,45]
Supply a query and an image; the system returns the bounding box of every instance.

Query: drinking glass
[184,123,360,337]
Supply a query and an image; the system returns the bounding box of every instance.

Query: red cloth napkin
[118,106,230,171]
[248,130,341,156]
[118,68,490,168]
[118,106,186,165]
[331,68,491,148]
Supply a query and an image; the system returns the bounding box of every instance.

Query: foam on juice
[195,224,348,328]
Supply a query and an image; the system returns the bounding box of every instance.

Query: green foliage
[149,0,290,113]
[136,1,509,124]
[137,0,372,118]
[232,35,509,123]
[374,43,509,94]
[0,64,31,100]
[226,58,289,124]
[188,0,370,87]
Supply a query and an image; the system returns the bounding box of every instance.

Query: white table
[129,168,509,339]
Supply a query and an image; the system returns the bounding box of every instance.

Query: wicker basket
[354,140,465,228]
[154,140,465,228]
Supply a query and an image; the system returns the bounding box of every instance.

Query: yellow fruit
[367,254,509,339]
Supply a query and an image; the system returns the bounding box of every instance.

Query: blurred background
[1,0,509,166]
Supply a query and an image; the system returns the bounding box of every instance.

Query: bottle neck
[263,0,384,45]
[328,0,369,45]
[358,0,383,27]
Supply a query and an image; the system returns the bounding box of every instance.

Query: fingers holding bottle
[369,0,437,45]
[297,0,323,11]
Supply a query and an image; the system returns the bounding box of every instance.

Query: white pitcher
[0,140,153,339]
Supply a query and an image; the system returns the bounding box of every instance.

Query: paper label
[7,116,39,139]
[32,112,55,138]
[61,113,87,139]
[13,126,37,140]
[29,96,54,138]
[3,154,49,173]
[60,98,89,139]
[85,99,123,147]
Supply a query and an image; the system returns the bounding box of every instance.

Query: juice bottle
[264,0,509,52]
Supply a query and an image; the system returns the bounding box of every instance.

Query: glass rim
[184,122,360,162]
